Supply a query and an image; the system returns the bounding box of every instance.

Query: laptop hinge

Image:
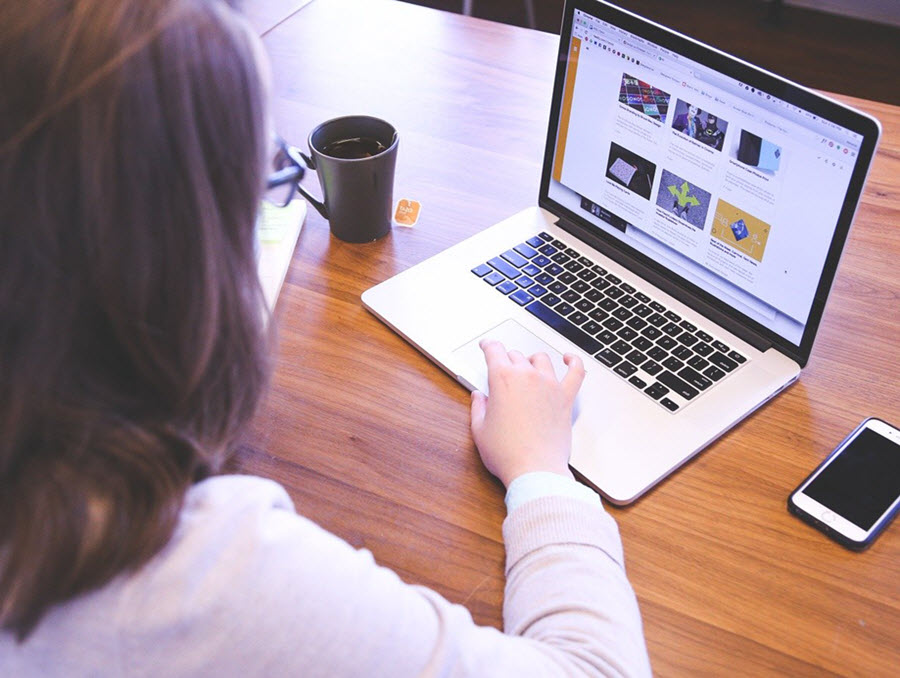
[555,216,772,352]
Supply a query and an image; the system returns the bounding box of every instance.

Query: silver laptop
[362,0,881,503]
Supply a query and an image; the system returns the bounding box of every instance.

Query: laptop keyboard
[472,231,748,412]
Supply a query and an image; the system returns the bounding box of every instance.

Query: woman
[0,0,651,675]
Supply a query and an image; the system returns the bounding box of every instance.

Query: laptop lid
[540,0,881,367]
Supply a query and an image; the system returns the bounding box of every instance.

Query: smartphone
[788,417,900,551]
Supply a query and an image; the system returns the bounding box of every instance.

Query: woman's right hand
[469,339,585,488]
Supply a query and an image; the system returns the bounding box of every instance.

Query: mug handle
[294,150,329,219]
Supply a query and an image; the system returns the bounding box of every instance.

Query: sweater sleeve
[118,476,651,678]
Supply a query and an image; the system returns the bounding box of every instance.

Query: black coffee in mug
[295,115,398,242]
[321,136,387,159]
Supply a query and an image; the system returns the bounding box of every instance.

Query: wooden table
[234,1,900,674]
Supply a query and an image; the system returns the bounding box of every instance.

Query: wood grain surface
[232,1,900,674]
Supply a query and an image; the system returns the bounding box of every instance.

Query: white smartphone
[788,417,900,551]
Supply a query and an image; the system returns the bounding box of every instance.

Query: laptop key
[647,312,667,327]
[694,342,713,357]
[551,238,567,248]
[513,243,539,259]
[633,304,652,318]
[539,243,558,256]
[627,316,647,330]
[568,311,589,325]
[585,289,604,302]
[597,330,617,344]
[620,282,636,294]
[541,293,560,307]
[575,299,594,313]
[643,360,663,376]
[554,302,575,316]
[582,320,602,335]
[649,301,666,313]
[626,350,648,365]
[527,285,547,297]
[591,277,611,290]
[598,298,618,312]
[632,337,653,351]
[515,276,534,288]
[662,357,684,371]
[535,272,554,285]
[501,249,529,267]
[606,287,625,300]
[595,349,623,367]
[591,264,608,276]
[695,329,714,343]
[564,260,584,273]
[606,273,622,284]
[551,252,571,265]
[522,263,541,277]
[602,317,623,331]
[532,255,552,268]
[620,295,638,308]
[613,307,632,321]
[679,319,697,333]
[728,350,747,364]
[545,263,563,275]
[672,345,692,361]
[549,281,566,294]
[709,351,738,372]
[712,340,730,354]
[561,290,580,303]
[645,382,669,400]
[611,340,632,355]
[641,325,662,340]
[648,346,667,361]
[664,310,681,322]
[657,371,699,400]
[484,271,504,286]
[614,361,638,378]
[509,290,533,306]
[703,365,726,381]
[572,280,590,293]
[527,235,545,247]
[558,272,577,285]
[496,280,517,294]
[488,256,520,279]
[629,375,648,389]
[677,366,713,391]
[677,332,699,347]
[524,300,603,355]
[688,355,709,371]
[537,232,553,241]
[657,336,677,350]
[635,292,651,303]
[617,327,638,342]
[577,269,597,282]
[660,397,680,412]
[588,308,609,322]
[471,263,492,277]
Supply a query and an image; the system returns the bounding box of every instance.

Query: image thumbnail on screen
[734,130,782,172]
[606,141,657,199]
[710,198,772,262]
[618,73,671,123]
[671,100,729,151]
[655,169,712,229]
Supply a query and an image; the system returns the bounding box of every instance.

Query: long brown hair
[0,0,270,639]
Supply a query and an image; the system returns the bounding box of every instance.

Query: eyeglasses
[265,136,306,207]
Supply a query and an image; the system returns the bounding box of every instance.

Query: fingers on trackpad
[451,319,569,395]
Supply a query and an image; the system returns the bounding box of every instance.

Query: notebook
[362,0,881,503]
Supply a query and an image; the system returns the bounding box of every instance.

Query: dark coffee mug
[294,115,398,243]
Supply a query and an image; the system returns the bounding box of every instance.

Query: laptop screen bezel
[539,0,881,367]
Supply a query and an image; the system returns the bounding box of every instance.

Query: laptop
[362,0,881,503]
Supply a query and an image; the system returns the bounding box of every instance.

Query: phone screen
[805,428,900,530]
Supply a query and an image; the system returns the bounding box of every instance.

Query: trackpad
[451,319,571,395]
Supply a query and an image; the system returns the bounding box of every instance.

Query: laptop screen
[541,0,880,361]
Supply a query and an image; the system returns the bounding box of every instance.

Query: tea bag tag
[394,199,421,227]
